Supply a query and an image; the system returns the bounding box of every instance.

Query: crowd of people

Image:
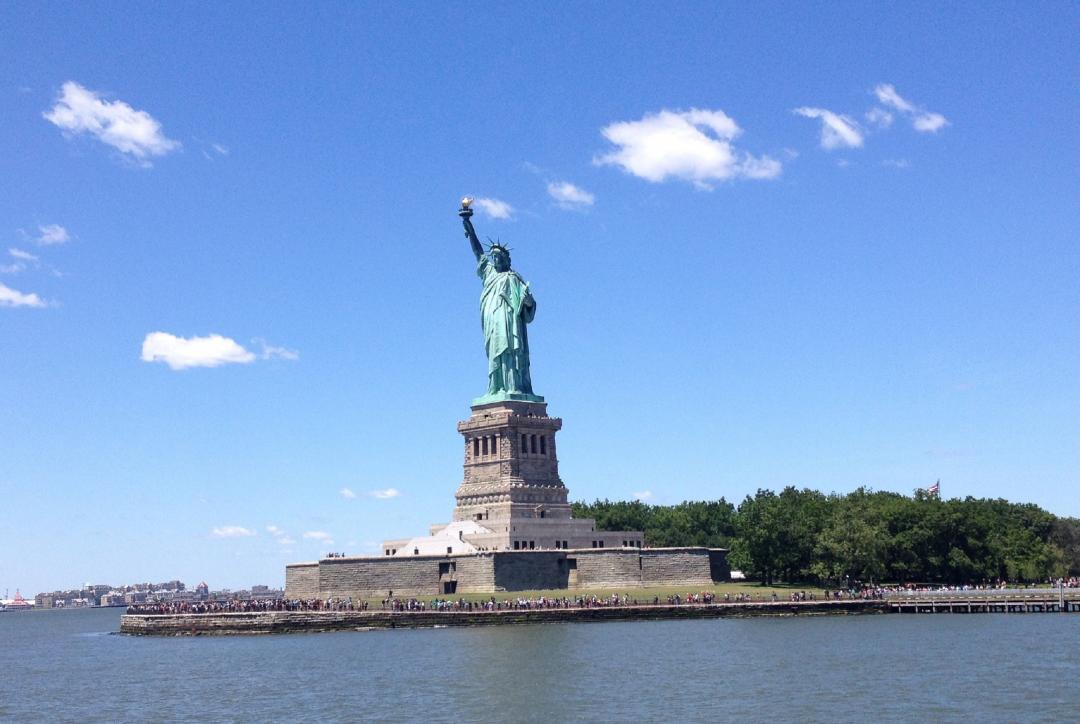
[127,598,369,615]
[130,591,735,616]
[128,579,1080,616]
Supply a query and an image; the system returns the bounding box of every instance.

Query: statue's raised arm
[459,197,484,261]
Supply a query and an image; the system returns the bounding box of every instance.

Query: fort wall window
[530,434,537,453]
[482,436,488,456]
[473,438,479,457]
[521,434,528,453]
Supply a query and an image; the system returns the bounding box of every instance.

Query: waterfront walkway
[119,589,1080,635]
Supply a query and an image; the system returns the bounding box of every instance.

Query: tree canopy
[573,488,1080,585]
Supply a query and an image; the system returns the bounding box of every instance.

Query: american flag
[927,480,941,497]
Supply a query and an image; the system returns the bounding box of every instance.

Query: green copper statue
[459,198,543,405]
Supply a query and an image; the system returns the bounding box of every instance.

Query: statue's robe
[477,254,535,396]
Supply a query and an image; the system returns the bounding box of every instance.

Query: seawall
[120,599,883,636]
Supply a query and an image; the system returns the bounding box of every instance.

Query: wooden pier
[888,590,1080,614]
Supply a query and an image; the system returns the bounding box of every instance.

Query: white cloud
[473,197,514,220]
[212,525,256,538]
[739,155,786,179]
[0,282,46,308]
[36,224,70,246]
[793,107,864,150]
[266,526,296,544]
[547,181,595,209]
[872,84,948,133]
[0,264,24,274]
[340,487,357,499]
[913,112,949,133]
[883,158,911,168]
[212,143,229,155]
[9,248,38,261]
[865,107,894,129]
[141,332,257,370]
[633,490,653,501]
[256,340,299,361]
[303,531,334,546]
[370,487,401,500]
[595,108,781,187]
[43,81,180,164]
[873,84,916,113]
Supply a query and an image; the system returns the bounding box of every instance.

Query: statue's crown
[487,238,511,255]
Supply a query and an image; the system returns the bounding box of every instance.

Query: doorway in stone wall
[442,581,457,594]
[565,557,578,586]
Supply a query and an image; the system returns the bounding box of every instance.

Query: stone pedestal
[454,400,569,525]
[380,399,644,555]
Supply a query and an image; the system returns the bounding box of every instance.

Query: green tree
[579,487,1070,585]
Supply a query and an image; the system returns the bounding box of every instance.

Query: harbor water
[1,607,1077,722]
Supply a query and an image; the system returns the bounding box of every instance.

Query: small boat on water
[0,590,34,612]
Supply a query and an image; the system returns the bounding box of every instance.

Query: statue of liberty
[459,198,543,404]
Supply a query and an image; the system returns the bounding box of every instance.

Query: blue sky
[2,4,1078,594]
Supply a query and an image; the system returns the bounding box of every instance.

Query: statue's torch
[459,196,474,219]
